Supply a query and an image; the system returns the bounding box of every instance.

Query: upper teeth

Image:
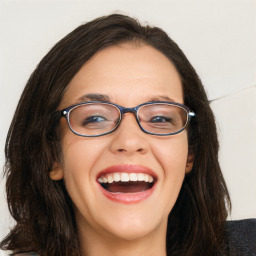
[98,172,154,184]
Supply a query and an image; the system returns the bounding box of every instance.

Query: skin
[50,43,194,256]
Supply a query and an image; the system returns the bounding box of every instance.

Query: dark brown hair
[1,14,230,255]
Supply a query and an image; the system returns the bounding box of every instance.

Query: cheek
[60,118,105,172]
[61,137,103,176]
[152,134,188,213]
[59,119,110,197]
[60,133,105,192]
[152,134,189,172]
[60,136,109,218]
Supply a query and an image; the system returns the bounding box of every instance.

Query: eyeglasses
[58,101,195,137]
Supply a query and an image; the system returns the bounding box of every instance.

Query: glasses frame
[58,101,195,137]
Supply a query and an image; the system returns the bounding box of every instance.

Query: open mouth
[98,172,155,193]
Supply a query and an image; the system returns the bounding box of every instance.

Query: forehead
[60,43,183,108]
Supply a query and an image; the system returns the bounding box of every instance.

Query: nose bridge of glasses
[121,107,138,117]
[118,106,141,130]
[114,106,148,140]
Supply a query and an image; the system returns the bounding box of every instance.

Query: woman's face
[51,43,193,242]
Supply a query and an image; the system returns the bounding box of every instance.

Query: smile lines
[98,172,154,184]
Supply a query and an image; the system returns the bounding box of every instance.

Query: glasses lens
[138,104,188,135]
[68,103,120,136]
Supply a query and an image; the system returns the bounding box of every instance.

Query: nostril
[117,148,126,152]
[117,148,144,153]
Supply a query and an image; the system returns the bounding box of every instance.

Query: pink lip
[97,164,157,204]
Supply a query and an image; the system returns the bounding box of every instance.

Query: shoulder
[226,219,256,256]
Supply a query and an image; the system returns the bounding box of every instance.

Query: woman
[1,14,255,256]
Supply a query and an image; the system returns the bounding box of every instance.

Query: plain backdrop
[0,0,256,254]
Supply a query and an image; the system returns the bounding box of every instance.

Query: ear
[49,162,64,180]
[185,152,194,174]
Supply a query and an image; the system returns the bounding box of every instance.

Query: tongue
[102,181,152,193]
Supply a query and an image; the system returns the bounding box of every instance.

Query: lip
[97,164,157,204]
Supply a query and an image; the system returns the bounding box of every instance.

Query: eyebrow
[77,93,111,103]
[76,93,176,104]
[149,96,177,102]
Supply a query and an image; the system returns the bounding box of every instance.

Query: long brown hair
[1,14,231,255]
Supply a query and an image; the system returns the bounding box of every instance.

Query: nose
[109,113,149,155]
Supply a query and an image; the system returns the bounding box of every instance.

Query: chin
[97,209,166,242]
